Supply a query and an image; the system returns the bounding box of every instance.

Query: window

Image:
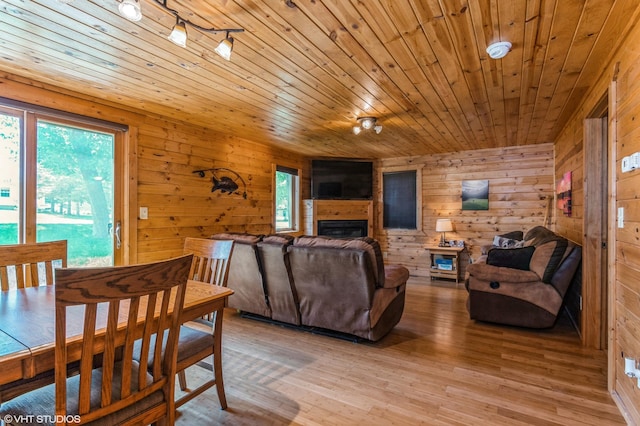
[274,165,299,232]
[381,166,422,232]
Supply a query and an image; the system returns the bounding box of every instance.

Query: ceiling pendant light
[168,18,188,47]
[118,0,142,22]
[215,33,234,61]
[486,41,512,59]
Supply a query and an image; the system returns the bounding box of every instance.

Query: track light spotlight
[168,19,188,47]
[118,0,142,22]
[215,33,235,61]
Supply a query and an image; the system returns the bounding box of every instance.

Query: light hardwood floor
[175,278,625,425]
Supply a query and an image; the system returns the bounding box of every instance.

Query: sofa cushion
[486,246,535,270]
[261,234,294,245]
[211,232,263,244]
[523,226,559,246]
[529,238,570,283]
[293,236,386,287]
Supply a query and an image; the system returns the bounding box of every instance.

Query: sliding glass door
[0,105,125,266]
[0,108,20,243]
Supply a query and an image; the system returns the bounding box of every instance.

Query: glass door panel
[0,110,21,245]
[36,120,115,267]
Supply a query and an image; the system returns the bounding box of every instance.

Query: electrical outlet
[139,207,148,220]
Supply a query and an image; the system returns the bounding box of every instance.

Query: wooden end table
[426,245,464,283]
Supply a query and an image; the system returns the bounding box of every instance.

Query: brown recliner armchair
[465,226,582,328]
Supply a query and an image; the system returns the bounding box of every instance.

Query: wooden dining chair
[176,237,234,409]
[0,254,193,425]
[0,240,67,291]
[0,240,68,405]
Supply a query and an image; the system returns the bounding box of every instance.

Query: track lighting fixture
[59,0,243,60]
[353,117,382,135]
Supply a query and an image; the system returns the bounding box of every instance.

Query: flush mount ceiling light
[59,0,244,60]
[486,41,512,59]
[353,117,382,135]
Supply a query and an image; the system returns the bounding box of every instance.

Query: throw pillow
[492,235,525,249]
[487,246,536,271]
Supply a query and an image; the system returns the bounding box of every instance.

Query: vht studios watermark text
[2,414,81,424]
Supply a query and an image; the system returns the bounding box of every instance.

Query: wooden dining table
[0,280,233,388]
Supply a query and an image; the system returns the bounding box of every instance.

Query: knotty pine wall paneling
[551,5,640,421]
[554,118,584,245]
[378,144,555,277]
[0,73,308,265]
[134,117,307,262]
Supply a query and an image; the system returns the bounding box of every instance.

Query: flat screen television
[311,159,373,200]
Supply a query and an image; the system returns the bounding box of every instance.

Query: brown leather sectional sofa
[211,233,410,341]
[465,226,582,328]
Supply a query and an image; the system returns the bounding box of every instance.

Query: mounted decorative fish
[212,176,238,194]
[193,167,248,199]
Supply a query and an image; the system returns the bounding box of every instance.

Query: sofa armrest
[382,264,409,289]
[466,263,540,283]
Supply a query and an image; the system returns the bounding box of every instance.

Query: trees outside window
[275,166,299,232]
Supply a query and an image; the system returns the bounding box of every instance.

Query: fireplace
[317,220,368,238]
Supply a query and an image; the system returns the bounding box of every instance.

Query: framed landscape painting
[462,180,489,210]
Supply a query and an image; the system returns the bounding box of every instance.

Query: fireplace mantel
[303,199,374,236]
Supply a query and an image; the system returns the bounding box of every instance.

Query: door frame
[583,91,613,351]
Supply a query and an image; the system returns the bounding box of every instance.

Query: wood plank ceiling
[0,0,628,158]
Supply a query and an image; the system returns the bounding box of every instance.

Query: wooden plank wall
[377,144,555,277]
[135,120,308,262]
[0,73,309,265]
[554,120,584,244]
[551,5,640,422]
